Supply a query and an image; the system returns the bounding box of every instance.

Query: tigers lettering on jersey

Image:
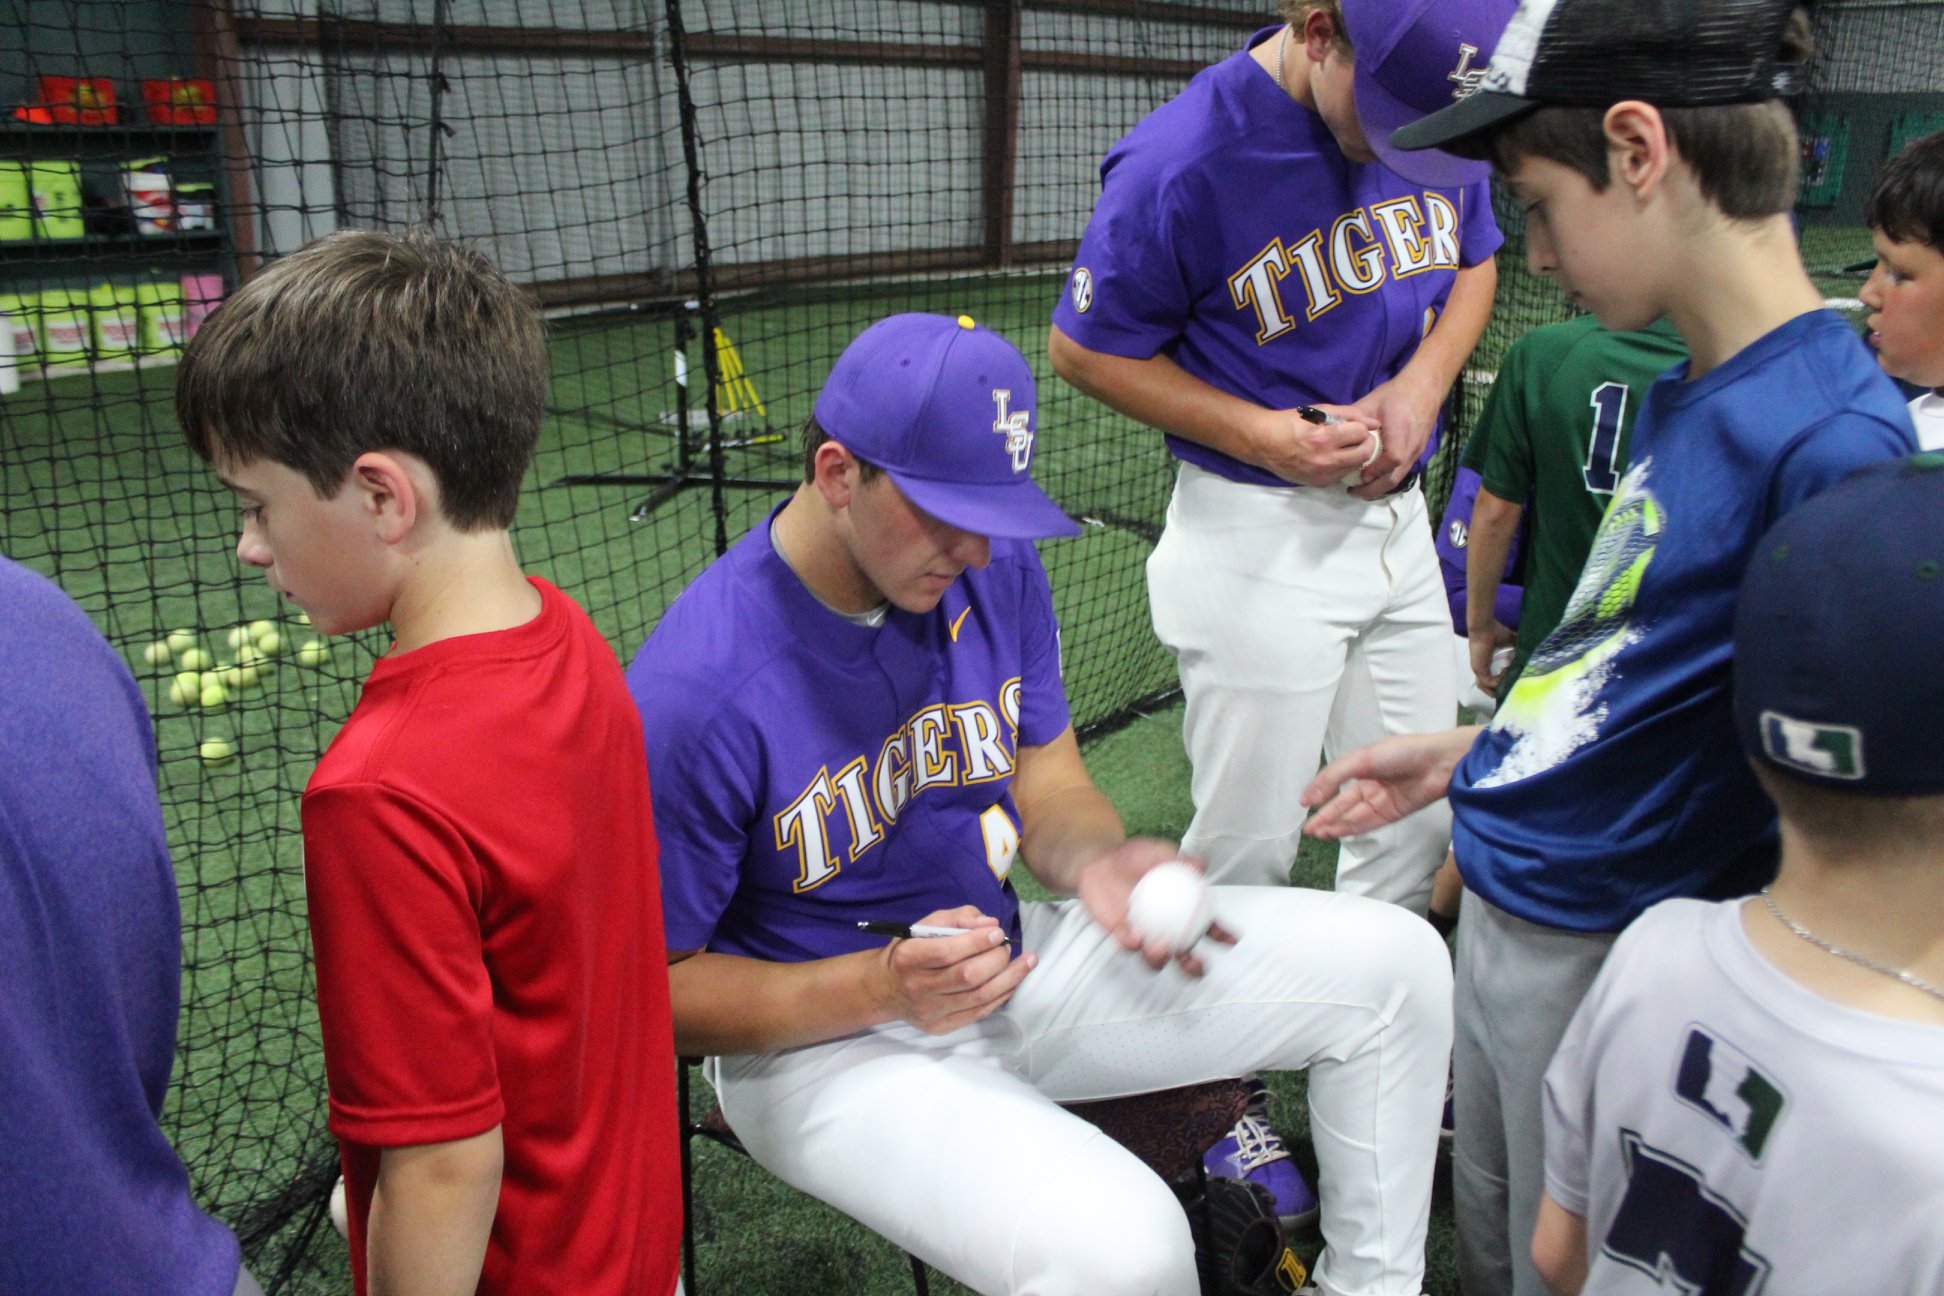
[1228,195,1461,339]
[776,681,1024,892]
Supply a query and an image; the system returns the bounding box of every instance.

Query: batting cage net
[2,0,1938,1289]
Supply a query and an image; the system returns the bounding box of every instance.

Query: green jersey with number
[1461,316,1687,694]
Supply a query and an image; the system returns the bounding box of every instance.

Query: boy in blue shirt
[1299,1,1916,1291]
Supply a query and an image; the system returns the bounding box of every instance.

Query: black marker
[1296,405,1345,426]
[857,920,1011,942]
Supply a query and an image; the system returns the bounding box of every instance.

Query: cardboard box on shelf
[33,76,118,126]
[37,288,92,367]
[136,278,189,355]
[121,158,176,235]
[182,273,225,339]
[0,164,32,241]
[91,282,141,362]
[142,78,217,126]
[27,161,86,240]
[0,295,39,374]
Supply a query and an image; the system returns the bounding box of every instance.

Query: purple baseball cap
[813,313,1081,541]
[1344,0,1520,187]
[1734,454,1944,795]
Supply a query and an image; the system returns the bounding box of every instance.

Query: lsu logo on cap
[1447,44,1487,98]
[1760,710,1865,780]
[993,389,1032,472]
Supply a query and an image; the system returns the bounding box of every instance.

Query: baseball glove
[1178,1177,1311,1295]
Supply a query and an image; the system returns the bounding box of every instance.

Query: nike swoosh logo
[949,607,972,642]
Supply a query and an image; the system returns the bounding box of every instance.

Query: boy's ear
[1300,6,1340,63]
[348,450,422,544]
[1603,101,1672,203]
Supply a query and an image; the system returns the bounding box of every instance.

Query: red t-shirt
[303,578,679,1296]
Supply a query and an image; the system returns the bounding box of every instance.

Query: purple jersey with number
[1051,28,1502,488]
[626,510,1070,963]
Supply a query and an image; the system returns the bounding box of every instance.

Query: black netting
[2,1,1939,1291]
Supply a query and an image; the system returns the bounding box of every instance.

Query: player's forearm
[1016,782,1128,896]
[1047,324,1277,466]
[667,948,896,1055]
[367,1129,503,1296]
[1465,487,1524,638]
[1394,257,1497,402]
[1531,1192,1590,1296]
[1009,725,1129,894]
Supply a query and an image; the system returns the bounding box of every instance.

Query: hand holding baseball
[1077,841,1236,974]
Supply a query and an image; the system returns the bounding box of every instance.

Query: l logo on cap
[993,389,1032,473]
[1447,45,1486,99]
[1760,711,1865,780]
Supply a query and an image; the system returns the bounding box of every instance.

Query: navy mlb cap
[1734,454,1944,795]
[1392,0,1807,155]
[1346,0,1520,187]
[813,314,1081,541]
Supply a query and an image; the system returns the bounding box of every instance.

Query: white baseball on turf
[1340,429,1384,487]
[1126,859,1213,954]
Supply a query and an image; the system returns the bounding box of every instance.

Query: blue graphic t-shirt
[1450,310,1916,931]
[628,510,1071,963]
[1051,27,1501,487]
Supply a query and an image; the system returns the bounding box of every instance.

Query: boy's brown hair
[1469,99,1802,219]
[1279,0,1351,51]
[1753,764,1944,853]
[1865,128,1944,251]
[800,414,882,484]
[177,227,548,531]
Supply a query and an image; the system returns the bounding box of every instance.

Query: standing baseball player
[1047,0,1513,1220]
[1047,0,1509,911]
[627,313,1455,1296]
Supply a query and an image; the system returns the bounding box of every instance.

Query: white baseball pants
[1148,465,1457,909]
[706,886,1453,1296]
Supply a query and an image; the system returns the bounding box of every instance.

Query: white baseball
[1340,429,1384,487]
[1126,860,1213,954]
[329,1175,349,1238]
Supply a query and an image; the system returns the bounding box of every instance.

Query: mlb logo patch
[1674,1028,1786,1161]
[1759,710,1864,780]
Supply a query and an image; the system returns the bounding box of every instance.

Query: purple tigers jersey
[1436,464,1525,635]
[627,511,1070,963]
[1051,27,1502,488]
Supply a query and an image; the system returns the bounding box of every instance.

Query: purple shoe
[1202,1085,1319,1231]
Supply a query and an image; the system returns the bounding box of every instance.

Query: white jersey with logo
[1543,897,1944,1294]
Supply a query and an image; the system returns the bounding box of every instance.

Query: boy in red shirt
[177,229,681,1296]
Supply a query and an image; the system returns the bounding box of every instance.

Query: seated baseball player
[626,312,1455,1296]
[1533,454,1944,1293]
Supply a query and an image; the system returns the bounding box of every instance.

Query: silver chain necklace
[1758,888,1944,1003]
[1275,25,1291,97]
